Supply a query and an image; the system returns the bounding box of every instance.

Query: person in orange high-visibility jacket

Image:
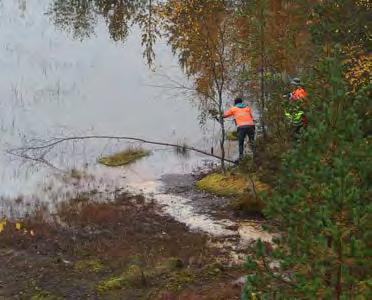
[290,80,307,101]
[224,97,255,160]
[291,87,307,101]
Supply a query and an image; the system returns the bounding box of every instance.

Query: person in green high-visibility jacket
[284,78,308,136]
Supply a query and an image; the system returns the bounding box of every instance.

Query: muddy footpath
[0,173,270,300]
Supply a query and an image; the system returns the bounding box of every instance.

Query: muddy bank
[129,172,272,256]
[0,192,245,299]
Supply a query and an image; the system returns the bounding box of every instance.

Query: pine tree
[242,1,371,297]
[242,50,371,299]
[245,41,372,299]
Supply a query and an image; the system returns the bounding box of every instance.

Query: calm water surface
[0,0,238,216]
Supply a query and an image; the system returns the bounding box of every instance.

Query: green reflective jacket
[284,100,304,125]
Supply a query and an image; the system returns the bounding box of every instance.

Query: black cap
[234,97,243,105]
[290,78,302,86]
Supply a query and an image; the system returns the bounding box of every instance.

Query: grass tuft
[164,269,195,292]
[226,130,238,141]
[197,172,269,214]
[74,259,104,273]
[196,172,248,197]
[96,265,145,293]
[230,193,265,214]
[96,276,125,293]
[167,257,184,270]
[174,143,190,157]
[31,291,59,300]
[98,148,150,167]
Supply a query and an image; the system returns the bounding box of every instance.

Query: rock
[232,276,246,287]
[187,256,204,268]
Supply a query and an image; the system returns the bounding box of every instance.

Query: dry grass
[0,193,244,299]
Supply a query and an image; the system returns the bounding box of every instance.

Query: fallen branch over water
[8,135,237,165]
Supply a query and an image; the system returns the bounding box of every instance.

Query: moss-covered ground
[196,167,270,215]
[196,172,248,197]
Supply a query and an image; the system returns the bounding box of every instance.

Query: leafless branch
[6,149,61,171]
[8,135,237,165]
[145,72,220,106]
[261,255,297,288]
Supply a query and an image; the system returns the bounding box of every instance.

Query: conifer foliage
[242,1,371,297]
[243,52,371,299]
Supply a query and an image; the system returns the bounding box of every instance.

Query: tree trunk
[259,4,267,140]
[218,90,226,172]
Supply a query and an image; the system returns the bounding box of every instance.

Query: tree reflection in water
[48,0,160,65]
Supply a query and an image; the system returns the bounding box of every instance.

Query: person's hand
[208,108,219,117]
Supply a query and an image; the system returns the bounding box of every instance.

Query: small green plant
[164,269,195,292]
[226,130,238,141]
[31,290,59,300]
[74,259,104,273]
[167,257,184,270]
[96,276,125,293]
[97,265,145,293]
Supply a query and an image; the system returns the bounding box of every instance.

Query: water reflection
[48,0,159,64]
[0,0,222,215]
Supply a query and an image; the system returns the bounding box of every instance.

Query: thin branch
[145,72,220,106]
[8,135,237,165]
[7,149,61,171]
[261,255,297,288]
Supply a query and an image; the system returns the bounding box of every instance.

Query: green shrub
[243,54,371,299]
[230,193,265,215]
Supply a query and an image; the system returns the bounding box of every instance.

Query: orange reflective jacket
[224,106,254,127]
[290,88,307,101]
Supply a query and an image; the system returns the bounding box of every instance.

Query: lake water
[0,0,243,217]
[0,0,272,247]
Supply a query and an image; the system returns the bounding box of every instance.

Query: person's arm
[248,108,255,123]
[289,91,297,101]
[223,107,234,118]
[291,88,306,101]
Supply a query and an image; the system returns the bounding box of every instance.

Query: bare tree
[161,0,239,170]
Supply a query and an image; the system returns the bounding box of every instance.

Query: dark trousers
[237,125,255,158]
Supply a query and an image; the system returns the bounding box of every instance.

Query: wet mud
[0,192,246,300]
